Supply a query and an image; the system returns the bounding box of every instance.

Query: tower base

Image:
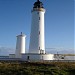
[21,53,54,61]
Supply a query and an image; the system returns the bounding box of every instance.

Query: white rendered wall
[29,8,45,54]
[54,54,75,60]
[64,56,75,60]
[21,54,54,61]
[15,33,26,58]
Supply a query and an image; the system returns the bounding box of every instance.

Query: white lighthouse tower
[15,32,26,58]
[29,0,45,54]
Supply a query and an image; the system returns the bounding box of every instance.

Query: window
[39,47,40,50]
[39,17,40,20]
[39,31,40,34]
[37,12,39,14]
[27,56,29,60]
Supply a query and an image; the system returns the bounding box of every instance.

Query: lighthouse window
[39,31,40,34]
[39,47,40,50]
[37,12,39,14]
[39,17,40,20]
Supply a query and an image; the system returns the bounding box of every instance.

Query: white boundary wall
[21,54,54,61]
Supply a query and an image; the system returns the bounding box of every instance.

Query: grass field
[0,61,75,75]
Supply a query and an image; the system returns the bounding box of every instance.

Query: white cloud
[0,47,15,56]
[0,46,74,56]
[46,48,75,54]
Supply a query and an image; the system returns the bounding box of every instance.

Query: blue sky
[0,0,74,53]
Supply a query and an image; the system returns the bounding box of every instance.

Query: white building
[21,54,54,61]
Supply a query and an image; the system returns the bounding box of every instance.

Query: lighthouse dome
[33,0,44,8]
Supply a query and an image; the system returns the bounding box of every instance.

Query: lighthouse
[29,0,45,54]
[8,0,54,61]
[15,32,26,58]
